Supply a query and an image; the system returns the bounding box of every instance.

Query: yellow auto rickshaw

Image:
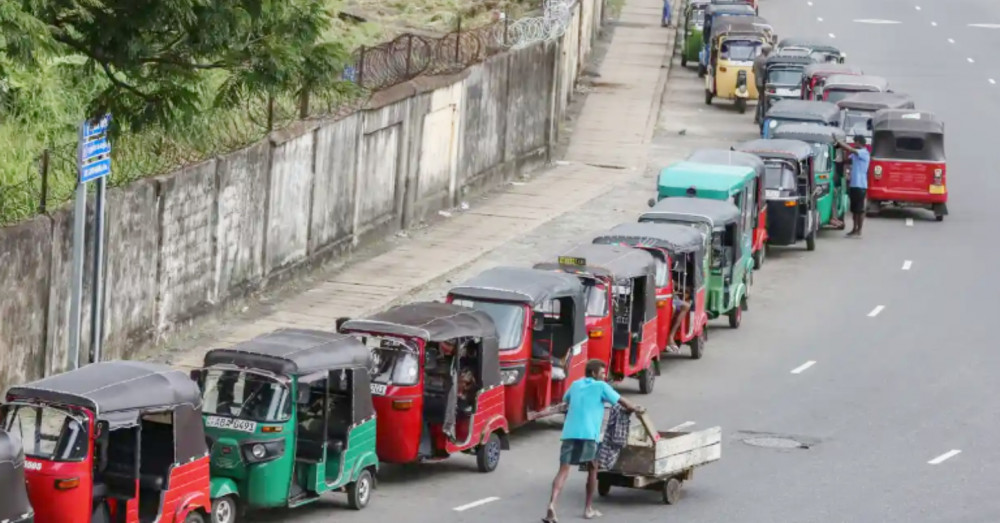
[705,17,774,113]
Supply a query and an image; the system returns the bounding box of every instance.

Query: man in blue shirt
[543,360,643,522]
[836,134,871,238]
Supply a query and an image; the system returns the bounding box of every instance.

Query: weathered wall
[0,0,606,391]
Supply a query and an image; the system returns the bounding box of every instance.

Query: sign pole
[90,175,107,363]
[67,177,87,370]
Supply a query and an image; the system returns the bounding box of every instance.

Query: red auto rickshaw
[447,267,589,429]
[535,244,660,393]
[0,429,33,523]
[591,223,710,359]
[801,63,863,100]
[868,109,948,221]
[338,302,509,472]
[3,361,211,523]
[686,148,768,269]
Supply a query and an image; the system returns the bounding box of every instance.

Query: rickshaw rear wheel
[211,495,239,523]
[638,364,656,394]
[728,304,742,329]
[185,510,207,523]
[477,433,502,473]
[688,330,705,360]
[662,477,682,505]
[598,477,612,496]
[347,469,374,510]
[735,98,747,114]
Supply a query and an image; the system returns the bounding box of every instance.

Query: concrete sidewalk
[166,0,679,368]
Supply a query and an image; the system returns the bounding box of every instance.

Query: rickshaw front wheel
[476,433,502,473]
[185,510,207,523]
[211,496,239,523]
[348,469,374,510]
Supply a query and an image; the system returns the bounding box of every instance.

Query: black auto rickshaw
[761,99,840,138]
[734,139,820,251]
[0,429,33,523]
[775,37,846,63]
[761,54,814,115]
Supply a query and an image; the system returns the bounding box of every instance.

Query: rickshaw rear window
[808,143,831,172]
[895,137,925,152]
[451,300,525,350]
[201,370,292,422]
[3,405,88,462]
[824,90,852,103]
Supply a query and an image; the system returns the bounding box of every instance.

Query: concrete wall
[0,0,606,391]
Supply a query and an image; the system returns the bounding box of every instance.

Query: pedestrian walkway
[169,0,678,367]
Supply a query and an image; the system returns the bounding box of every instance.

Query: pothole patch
[735,431,818,450]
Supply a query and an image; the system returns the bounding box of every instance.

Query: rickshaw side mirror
[647,197,656,208]
[532,312,545,331]
[297,387,311,405]
[335,317,351,331]
[95,421,110,472]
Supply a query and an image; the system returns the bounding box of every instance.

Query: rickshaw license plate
[765,189,780,199]
[370,383,388,396]
[205,416,257,433]
[929,185,945,194]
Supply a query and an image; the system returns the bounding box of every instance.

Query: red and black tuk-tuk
[0,429,33,523]
[535,244,660,394]
[686,148,768,269]
[591,223,709,359]
[868,109,948,221]
[801,63,863,100]
[3,361,211,523]
[338,302,509,472]
[446,267,589,429]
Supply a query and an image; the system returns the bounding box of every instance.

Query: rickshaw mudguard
[479,415,511,450]
[174,493,210,523]
[210,476,240,500]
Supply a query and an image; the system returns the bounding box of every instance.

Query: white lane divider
[868,305,885,317]
[454,497,501,512]
[668,421,696,431]
[990,78,996,85]
[807,1,813,6]
[967,57,976,63]
[948,38,956,44]
[968,23,1000,29]
[828,32,836,39]
[931,21,938,27]
[817,17,824,22]
[915,5,922,10]
[905,218,914,227]
[928,449,961,465]
[790,361,816,374]
[902,260,913,271]
[854,19,902,24]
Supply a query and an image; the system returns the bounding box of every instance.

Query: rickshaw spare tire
[211,496,239,523]
[477,433,502,473]
[348,469,374,510]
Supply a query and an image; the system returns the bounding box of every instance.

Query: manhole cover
[743,436,806,449]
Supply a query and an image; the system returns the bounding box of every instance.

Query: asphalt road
[247,0,1000,521]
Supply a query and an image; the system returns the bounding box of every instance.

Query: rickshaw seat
[328,439,345,454]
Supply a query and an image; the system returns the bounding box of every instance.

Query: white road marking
[968,23,1000,29]
[668,421,696,431]
[454,497,501,511]
[915,5,922,10]
[906,217,914,226]
[948,38,956,44]
[828,32,836,39]
[791,361,817,374]
[902,260,913,270]
[990,78,997,85]
[868,305,885,317]
[817,17,824,22]
[807,1,813,6]
[931,21,938,27]
[928,449,961,465]
[967,57,975,63]
[854,19,902,24]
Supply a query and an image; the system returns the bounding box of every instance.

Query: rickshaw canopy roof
[837,92,914,112]
[765,99,840,122]
[593,223,705,256]
[0,430,32,520]
[685,148,765,179]
[204,328,371,377]
[765,54,814,68]
[803,62,863,78]
[734,139,814,161]
[640,197,741,228]
[824,74,888,90]
[340,302,500,345]
[771,123,846,144]
[536,244,657,280]
[777,38,841,54]
[872,109,944,134]
[714,18,771,38]
[449,266,586,308]
[661,161,756,189]
[706,4,755,16]
[6,361,201,429]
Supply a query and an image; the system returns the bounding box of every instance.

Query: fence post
[358,46,366,89]
[504,9,510,46]
[455,15,462,62]
[405,35,414,78]
[266,94,275,132]
[38,148,50,214]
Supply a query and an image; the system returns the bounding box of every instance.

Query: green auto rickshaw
[772,123,849,229]
[640,197,751,328]
[682,1,710,68]
[653,161,757,203]
[193,328,378,522]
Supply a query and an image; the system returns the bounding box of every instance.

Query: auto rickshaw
[837,92,915,147]
[0,429,33,523]
[338,302,509,472]
[446,267,589,428]
[710,0,757,13]
[868,109,948,221]
[685,149,768,269]
[699,3,756,76]
[760,54,814,116]
[761,99,840,138]
[821,74,889,104]
[640,198,751,328]
[772,123,849,229]
[734,139,820,250]
[535,245,660,392]
[775,38,846,63]
[191,329,378,521]
[705,20,771,112]
[801,63,864,100]
[681,1,710,67]
[592,223,710,359]
[3,361,211,523]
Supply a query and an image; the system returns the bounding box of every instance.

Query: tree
[0,0,355,131]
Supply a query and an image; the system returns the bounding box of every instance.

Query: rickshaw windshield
[201,369,292,422]
[721,40,760,61]
[764,162,797,190]
[365,336,421,386]
[690,9,706,27]
[451,299,524,350]
[584,281,608,317]
[808,143,831,172]
[3,404,88,462]
[843,111,872,137]
[768,69,803,85]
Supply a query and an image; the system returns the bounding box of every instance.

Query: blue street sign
[80,158,111,183]
[84,114,112,139]
[83,138,110,161]
[78,113,112,183]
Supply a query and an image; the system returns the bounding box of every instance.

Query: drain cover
[743,436,805,449]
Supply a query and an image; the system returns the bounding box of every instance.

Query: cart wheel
[728,303,742,329]
[476,433,502,473]
[347,469,374,510]
[598,477,611,497]
[688,329,705,360]
[638,365,656,394]
[662,477,682,505]
[211,495,239,523]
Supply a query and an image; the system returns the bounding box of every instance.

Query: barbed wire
[507,0,576,49]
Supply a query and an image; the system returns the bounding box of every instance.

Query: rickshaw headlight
[873,165,882,179]
[241,439,285,464]
[500,367,523,386]
[251,444,266,459]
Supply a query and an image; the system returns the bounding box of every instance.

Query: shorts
[560,439,598,465]
[673,300,690,313]
[849,187,867,214]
